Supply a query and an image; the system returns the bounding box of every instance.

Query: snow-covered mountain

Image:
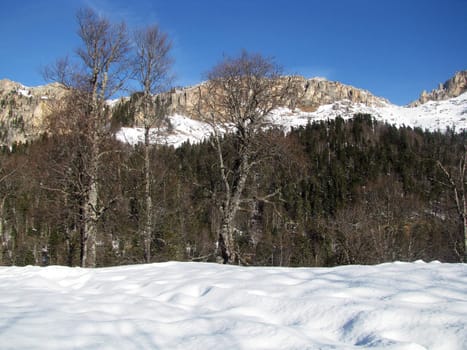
[117,91,467,148]
[116,71,467,147]
[409,70,467,107]
[2,71,467,147]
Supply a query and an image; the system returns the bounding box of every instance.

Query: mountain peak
[409,70,467,107]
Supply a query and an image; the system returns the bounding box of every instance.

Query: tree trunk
[219,210,238,264]
[143,126,152,263]
[0,197,4,264]
[461,149,467,263]
[437,152,467,263]
[83,185,98,267]
[463,210,467,263]
[218,221,231,264]
[82,138,99,268]
[218,153,250,264]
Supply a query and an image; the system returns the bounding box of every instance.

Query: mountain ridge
[1,72,466,146]
[163,76,389,118]
[409,70,467,107]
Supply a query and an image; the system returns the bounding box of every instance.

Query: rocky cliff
[0,79,65,145]
[409,70,467,107]
[292,76,388,111]
[165,76,388,117]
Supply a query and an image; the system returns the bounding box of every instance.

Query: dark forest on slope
[0,114,465,267]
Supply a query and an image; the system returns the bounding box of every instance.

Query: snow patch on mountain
[311,92,467,131]
[117,92,467,147]
[117,114,213,147]
[17,88,32,97]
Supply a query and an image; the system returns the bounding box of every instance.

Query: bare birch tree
[44,8,130,267]
[132,24,173,263]
[437,145,467,262]
[198,51,297,264]
[0,162,17,265]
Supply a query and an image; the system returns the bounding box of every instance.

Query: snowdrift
[0,261,466,349]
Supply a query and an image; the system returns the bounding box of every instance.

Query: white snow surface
[116,114,213,147]
[0,261,466,349]
[116,92,467,147]
[17,88,31,98]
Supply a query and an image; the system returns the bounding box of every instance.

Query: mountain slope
[117,91,467,147]
[301,91,467,131]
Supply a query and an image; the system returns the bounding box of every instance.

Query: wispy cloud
[80,0,160,27]
[286,65,336,80]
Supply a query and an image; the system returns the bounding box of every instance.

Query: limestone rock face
[0,79,65,145]
[409,70,467,106]
[294,76,388,111]
[164,76,388,118]
[166,84,205,116]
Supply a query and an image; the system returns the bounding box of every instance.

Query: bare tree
[44,8,130,267]
[437,145,467,262]
[198,51,297,264]
[0,159,17,265]
[132,24,173,263]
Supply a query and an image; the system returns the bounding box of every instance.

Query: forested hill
[0,114,465,267]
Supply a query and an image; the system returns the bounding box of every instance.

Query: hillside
[1,114,464,267]
[3,72,467,146]
[117,91,467,147]
[1,72,467,268]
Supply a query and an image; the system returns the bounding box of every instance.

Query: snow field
[0,261,466,349]
[116,92,467,147]
[116,114,213,148]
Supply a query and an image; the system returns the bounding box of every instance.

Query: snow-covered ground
[0,261,466,349]
[117,114,214,148]
[306,92,467,131]
[116,92,467,147]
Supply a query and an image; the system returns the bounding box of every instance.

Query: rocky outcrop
[409,70,467,107]
[293,76,388,111]
[165,76,388,118]
[0,76,397,145]
[0,79,65,145]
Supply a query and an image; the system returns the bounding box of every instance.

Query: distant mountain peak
[409,70,467,107]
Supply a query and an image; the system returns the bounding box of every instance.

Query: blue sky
[0,0,466,105]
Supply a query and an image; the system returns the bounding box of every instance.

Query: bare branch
[0,168,17,184]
